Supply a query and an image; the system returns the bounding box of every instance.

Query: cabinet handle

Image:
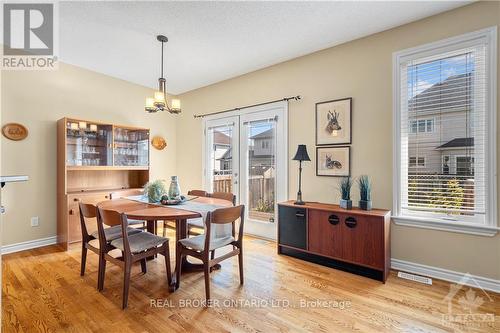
[69,209,74,215]
[328,214,339,225]
[73,198,80,202]
[295,211,305,218]
[345,217,357,228]
[104,195,109,199]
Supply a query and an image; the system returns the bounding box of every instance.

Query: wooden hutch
[57,117,150,249]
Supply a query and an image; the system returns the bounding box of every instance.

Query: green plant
[430,179,464,213]
[255,198,275,213]
[339,177,352,201]
[143,179,166,203]
[358,175,372,201]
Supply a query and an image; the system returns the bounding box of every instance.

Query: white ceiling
[59,1,470,95]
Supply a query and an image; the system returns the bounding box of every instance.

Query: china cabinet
[57,117,150,249]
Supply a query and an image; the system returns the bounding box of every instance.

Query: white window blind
[394,28,497,231]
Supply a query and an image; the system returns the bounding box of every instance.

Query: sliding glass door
[203,102,287,240]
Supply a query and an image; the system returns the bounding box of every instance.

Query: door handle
[295,212,305,218]
[328,215,339,225]
[345,217,357,228]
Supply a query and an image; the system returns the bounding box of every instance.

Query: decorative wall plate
[2,123,28,141]
[151,136,167,150]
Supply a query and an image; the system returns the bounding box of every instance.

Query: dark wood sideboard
[277,201,391,282]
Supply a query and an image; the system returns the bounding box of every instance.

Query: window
[409,119,434,133]
[393,28,497,235]
[409,156,425,167]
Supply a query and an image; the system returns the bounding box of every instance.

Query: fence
[213,175,275,213]
[407,174,475,213]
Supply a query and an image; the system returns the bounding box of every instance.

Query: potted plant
[143,179,166,203]
[358,175,372,210]
[339,176,352,209]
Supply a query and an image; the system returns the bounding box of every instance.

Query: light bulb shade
[171,99,181,111]
[78,121,87,129]
[292,144,311,161]
[70,122,79,130]
[154,91,165,103]
[89,124,98,132]
[145,97,156,112]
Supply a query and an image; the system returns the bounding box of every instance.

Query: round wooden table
[97,196,232,291]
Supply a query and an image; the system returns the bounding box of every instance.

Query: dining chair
[97,207,172,309]
[78,203,142,289]
[163,189,210,237]
[176,205,245,301]
[210,191,237,205]
[110,189,147,230]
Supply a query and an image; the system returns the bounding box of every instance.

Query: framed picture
[316,146,350,177]
[315,97,352,145]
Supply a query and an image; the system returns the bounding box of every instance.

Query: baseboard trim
[391,258,500,293]
[1,236,58,255]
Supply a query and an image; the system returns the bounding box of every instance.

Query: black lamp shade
[292,144,311,161]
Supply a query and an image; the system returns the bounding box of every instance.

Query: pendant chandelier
[145,35,181,114]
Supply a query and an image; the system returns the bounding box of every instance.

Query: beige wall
[175,2,500,280]
[1,63,177,245]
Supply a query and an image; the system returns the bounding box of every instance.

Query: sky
[407,52,475,98]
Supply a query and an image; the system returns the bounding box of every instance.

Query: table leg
[146,220,157,260]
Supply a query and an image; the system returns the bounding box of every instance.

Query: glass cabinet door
[66,120,113,166]
[113,127,149,167]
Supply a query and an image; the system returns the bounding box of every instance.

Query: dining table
[97,196,232,291]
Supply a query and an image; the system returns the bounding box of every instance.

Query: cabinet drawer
[308,210,343,258]
[278,206,307,249]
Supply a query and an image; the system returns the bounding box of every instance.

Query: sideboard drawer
[278,206,307,249]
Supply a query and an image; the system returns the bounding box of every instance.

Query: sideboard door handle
[295,212,305,218]
[345,217,357,228]
[328,214,339,225]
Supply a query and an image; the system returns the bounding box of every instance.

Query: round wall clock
[151,136,167,150]
[2,123,28,141]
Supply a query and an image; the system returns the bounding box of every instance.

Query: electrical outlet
[30,216,39,227]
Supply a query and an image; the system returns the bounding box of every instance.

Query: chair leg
[204,262,211,301]
[163,243,172,286]
[98,253,106,291]
[162,221,167,238]
[80,244,87,276]
[140,258,147,274]
[238,248,244,285]
[175,244,183,289]
[122,263,131,309]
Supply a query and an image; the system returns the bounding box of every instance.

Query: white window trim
[392,27,498,236]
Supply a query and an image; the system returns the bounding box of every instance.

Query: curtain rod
[193,95,301,118]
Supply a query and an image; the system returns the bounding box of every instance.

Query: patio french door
[203,102,287,240]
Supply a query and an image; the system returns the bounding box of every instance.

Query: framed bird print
[316,146,350,177]
[315,97,352,145]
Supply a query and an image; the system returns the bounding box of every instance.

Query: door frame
[202,101,288,240]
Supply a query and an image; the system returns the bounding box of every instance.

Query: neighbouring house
[407,72,474,177]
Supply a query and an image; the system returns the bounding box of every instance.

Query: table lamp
[292,144,311,205]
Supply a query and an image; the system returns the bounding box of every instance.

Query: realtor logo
[2,2,58,69]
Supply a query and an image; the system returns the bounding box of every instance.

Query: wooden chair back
[188,190,209,197]
[210,191,236,205]
[96,207,131,252]
[110,188,144,199]
[205,205,245,251]
[79,203,97,241]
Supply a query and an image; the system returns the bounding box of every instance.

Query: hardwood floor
[2,231,499,333]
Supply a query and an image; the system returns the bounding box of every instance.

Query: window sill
[392,216,499,236]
